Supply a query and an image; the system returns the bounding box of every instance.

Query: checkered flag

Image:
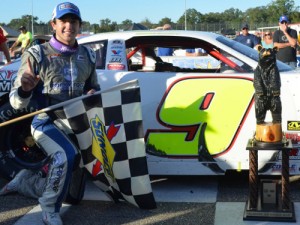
[50,80,156,209]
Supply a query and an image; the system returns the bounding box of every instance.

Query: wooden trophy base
[255,123,283,148]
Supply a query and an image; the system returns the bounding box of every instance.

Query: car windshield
[216,36,293,72]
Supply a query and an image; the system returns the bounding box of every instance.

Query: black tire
[0,101,86,205]
[64,167,87,205]
[0,101,47,179]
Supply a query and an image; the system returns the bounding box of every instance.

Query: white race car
[0,30,299,181]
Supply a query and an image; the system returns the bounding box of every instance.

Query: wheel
[0,101,47,179]
[64,167,87,205]
[0,101,86,205]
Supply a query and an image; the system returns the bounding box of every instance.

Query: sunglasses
[265,33,271,36]
[280,21,287,24]
[242,28,248,30]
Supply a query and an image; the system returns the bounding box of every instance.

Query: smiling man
[5,2,100,225]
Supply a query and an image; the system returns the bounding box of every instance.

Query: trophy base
[255,123,282,143]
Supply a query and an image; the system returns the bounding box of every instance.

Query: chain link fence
[31,22,279,35]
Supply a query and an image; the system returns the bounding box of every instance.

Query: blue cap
[52,2,81,21]
[279,15,289,23]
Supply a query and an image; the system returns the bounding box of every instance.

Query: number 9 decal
[146,77,254,157]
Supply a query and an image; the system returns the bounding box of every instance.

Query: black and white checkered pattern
[51,82,156,209]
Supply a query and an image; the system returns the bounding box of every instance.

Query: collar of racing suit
[49,35,79,54]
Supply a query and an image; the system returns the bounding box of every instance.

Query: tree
[245,7,268,24]
[267,0,297,22]
[121,19,133,27]
[222,8,244,23]
[140,18,152,29]
[177,8,202,30]
[119,19,133,30]
[99,18,118,32]
[8,15,39,33]
[158,17,173,27]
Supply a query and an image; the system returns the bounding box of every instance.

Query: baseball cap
[241,23,249,30]
[52,2,81,21]
[279,15,289,23]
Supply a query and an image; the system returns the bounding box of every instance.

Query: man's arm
[274,24,297,49]
[283,28,297,48]
[0,42,11,63]
[9,40,20,52]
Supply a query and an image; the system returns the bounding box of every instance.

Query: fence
[31,22,279,35]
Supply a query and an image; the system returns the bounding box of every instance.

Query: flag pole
[0,80,138,127]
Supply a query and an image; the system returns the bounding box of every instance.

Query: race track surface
[1,172,300,225]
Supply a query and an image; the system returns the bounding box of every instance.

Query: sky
[1,0,300,25]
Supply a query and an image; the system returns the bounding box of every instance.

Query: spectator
[157,24,174,56]
[0,27,11,64]
[254,31,262,44]
[273,15,297,68]
[9,26,33,57]
[234,23,259,49]
[261,30,274,49]
[1,2,100,225]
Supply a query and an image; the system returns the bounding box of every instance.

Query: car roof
[78,30,220,44]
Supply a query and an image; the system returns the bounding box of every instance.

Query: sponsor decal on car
[287,121,300,131]
[0,70,17,93]
[271,164,298,173]
[107,64,126,70]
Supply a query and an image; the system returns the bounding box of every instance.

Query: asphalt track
[1,172,300,225]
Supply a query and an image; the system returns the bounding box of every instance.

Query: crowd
[234,15,298,69]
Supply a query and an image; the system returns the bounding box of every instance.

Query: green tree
[177,8,202,30]
[245,7,269,24]
[121,19,133,29]
[222,8,244,22]
[91,23,101,34]
[140,18,152,29]
[99,18,118,32]
[267,0,298,22]
[8,15,39,33]
[158,17,173,27]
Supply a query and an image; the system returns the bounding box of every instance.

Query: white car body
[1,30,300,176]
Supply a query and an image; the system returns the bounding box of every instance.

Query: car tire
[0,101,86,204]
[64,166,87,205]
[0,101,46,179]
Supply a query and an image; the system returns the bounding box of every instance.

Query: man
[234,23,260,49]
[273,15,297,68]
[2,2,100,225]
[9,26,33,57]
[0,27,11,64]
[157,24,174,56]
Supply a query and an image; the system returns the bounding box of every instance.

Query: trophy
[253,46,282,146]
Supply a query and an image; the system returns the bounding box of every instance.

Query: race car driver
[1,2,100,225]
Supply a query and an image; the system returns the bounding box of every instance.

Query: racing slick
[1,2,100,225]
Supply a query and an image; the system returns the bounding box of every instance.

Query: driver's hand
[20,58,40,92]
